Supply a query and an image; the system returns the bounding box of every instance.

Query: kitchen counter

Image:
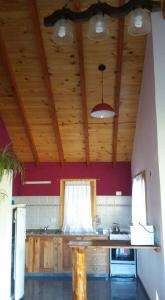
[26,229,108,238]
[25,233,109,274]
[69,239,160,252]
[69,239,160,300]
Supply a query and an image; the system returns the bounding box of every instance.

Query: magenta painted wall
[13,162,131,196]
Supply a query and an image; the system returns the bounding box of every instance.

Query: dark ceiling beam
[44,0,159,26]
[112,0,125,165]
[73,0,90,164]
[28,0,65,164]
[0,30,39,162]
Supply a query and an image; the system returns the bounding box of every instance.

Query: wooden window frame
[60,179,96,227]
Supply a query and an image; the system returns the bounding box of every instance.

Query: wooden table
[69,239,160,300]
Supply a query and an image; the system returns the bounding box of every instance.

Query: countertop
[68,239,160,252]
[26,229,108,238]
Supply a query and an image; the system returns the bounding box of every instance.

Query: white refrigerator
[11,205,26,300]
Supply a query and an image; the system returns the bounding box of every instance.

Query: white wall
[152,12,165,261]
[0,173,12,300]
[14,195,132,231]
[132,13,165,300]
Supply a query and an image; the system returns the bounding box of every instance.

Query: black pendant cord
[101,71,104,105]
[98,64,106,105]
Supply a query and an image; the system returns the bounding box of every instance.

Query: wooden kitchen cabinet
[85,236,109,274]
[25,237,34,272]
[25,236,62,272]
[25,235,109,275]
[62,236,109,274]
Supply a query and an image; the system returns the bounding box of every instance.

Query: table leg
[72,247,87,300]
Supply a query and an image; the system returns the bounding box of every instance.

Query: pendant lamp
[52,18,73,43]
[88,13,110,41]
[128,8,151,36]
[90,64,115,118]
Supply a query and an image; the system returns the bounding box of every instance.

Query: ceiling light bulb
[52,18,73,43]
[134,15,143,28]
[58,25,66,37]
[128,8,151,36]
[95,20,104,33]
[88,13,110,41]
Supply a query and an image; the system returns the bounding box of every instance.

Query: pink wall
[13,162,131,196]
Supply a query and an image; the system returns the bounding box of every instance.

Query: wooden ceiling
[0,0,146,163]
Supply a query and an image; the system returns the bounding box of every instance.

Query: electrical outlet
[116,191,122,196]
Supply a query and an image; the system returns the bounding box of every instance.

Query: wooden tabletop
[69,239,160,252]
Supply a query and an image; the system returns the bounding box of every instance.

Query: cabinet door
[84,237,109,274]
[25,237,34,272]
[39,237,62,272]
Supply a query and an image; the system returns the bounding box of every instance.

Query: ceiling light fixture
[23,181,51,185]
[128,8,151,36]
[44,0,159,43]
[90,64,115,119]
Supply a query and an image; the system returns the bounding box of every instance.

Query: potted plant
[0,145,23,181]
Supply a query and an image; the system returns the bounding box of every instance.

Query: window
[132,172,147,225]
[60,179,96,233]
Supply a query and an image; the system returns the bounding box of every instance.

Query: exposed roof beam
[73,0,90,164]
[0,30,39,162]
[112,1,125,164]
[28,0,65,164]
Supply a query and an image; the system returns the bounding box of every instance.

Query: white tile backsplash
[14,195,132,230]
[114,196,131,206]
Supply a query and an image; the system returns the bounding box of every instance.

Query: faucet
[44,226,49,231]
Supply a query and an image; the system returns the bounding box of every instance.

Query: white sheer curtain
[62,180,93,233]
[132,173,147,225]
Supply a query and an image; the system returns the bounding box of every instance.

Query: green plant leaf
[0,145,24,181]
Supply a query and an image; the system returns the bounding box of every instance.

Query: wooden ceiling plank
[28,0,64,164]
[73,0,90,164]
[0,30,39,163]
[112,0,125,165]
